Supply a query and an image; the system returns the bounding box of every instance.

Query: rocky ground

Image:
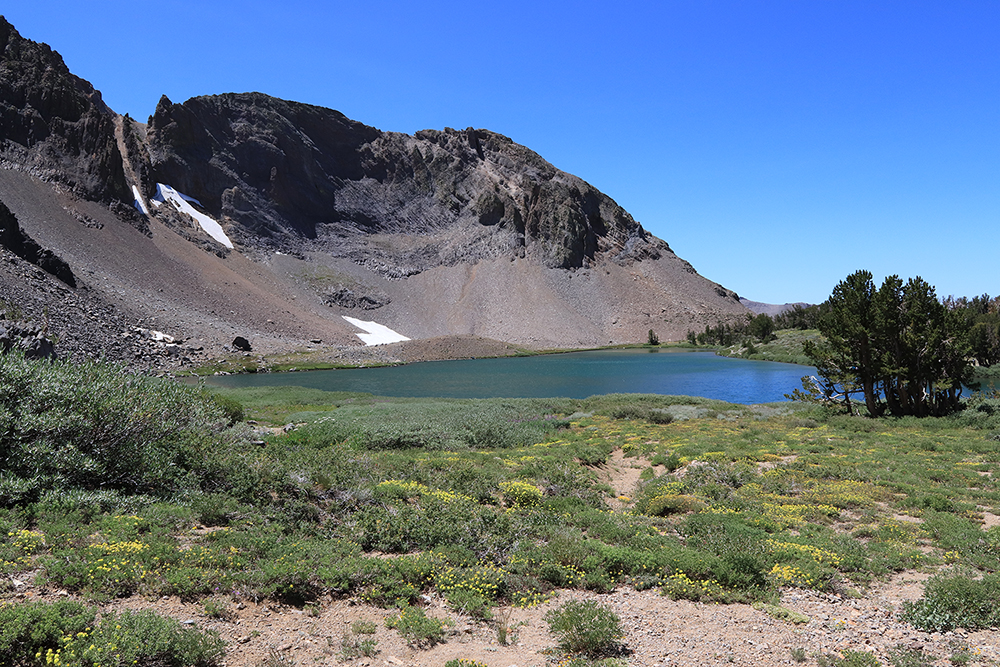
[9,571,993,667]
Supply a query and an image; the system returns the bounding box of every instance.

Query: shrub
[445,589,492,619]
[609,405,673,424]
[0,599,95,665]
[901,571,1000,631]
[499,480,542,507]
[0,602,224,667]
[351,619,377,635]
[0,352,234,503]
[544,599,624,657]
[339,632,378,659]
[201,390,245,426]
[385,605,453,647]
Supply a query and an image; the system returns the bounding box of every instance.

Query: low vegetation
[2,349,1000,663]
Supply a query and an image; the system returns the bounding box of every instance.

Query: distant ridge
[740,298,812,317]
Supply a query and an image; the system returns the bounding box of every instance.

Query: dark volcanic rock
[0,16,129,203]
[0,198,75,286]
[147,93,662,271]
[323,286,390,310]
[0,319,56,359]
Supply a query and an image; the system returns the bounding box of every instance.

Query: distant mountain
[0,16,748,367]
[740,298,812,317]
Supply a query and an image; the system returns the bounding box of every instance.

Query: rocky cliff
[0,17,129,204]
[145,92,665,275]
[0,16,748,367]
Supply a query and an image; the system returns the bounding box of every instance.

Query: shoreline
[182,336,704,378]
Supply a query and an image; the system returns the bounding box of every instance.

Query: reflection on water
[206,348,816,404]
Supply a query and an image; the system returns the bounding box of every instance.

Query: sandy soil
[11,570,998,667]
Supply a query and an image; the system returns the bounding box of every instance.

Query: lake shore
[187,334,700,376]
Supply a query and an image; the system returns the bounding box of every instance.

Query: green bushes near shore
[0,351,237,505]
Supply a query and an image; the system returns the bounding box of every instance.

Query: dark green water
[205,348,815,404]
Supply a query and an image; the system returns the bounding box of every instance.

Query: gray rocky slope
[0,16,747,368]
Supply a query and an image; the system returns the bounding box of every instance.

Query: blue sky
[3,1,997,305]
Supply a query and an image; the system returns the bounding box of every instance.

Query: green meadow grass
[3,350,1000,659]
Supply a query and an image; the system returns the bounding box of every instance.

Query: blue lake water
[206,348,816,404]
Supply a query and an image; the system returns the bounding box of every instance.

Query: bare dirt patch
[14,570,1000,667]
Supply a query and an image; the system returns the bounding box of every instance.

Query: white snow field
[151,184,234,249]
[342,316,410,346]
[131,185,150,215]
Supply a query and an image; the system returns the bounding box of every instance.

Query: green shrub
[290,399,567,450]
[0,599,95,665]
[544,599,624,657]
[609,405,673,424]
[351,619,377,634]
[0,353,234,503]
[649,451,682,472]
[201,390,246,426]
[901,571,1000,631]
[385,605,453,647]
[817,650,880,667]
[339,631,378,659]
[887,645,936,667]
[0,603,224,667]
[446,589,492,619]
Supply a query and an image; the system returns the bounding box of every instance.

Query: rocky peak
[0,16,128,203]
[146,92,664,271]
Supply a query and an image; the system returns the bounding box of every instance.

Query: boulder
[232,336,252,352]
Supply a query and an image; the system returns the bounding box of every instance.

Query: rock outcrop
[0,198,75,286]
[146,93,667,274]
[0,16,129,204]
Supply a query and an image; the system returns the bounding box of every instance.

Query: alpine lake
[204,347,815,403]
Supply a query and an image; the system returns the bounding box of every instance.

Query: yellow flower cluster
[34,628,131,667]
[806,479,877,509]
[767,539,842,566]
[661,571,724,600]
[3,529,46,571]
[376,479,473,504]
[498,480,542,507]
[509,589,551,608]
[760,502,840,528]
[85,541,150,590]
[434,562,504,600]
[769,563,819,588]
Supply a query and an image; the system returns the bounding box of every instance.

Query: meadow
[2,351,1000,666]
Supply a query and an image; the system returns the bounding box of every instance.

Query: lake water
[206,348,816,404]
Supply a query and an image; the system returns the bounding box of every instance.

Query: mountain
[0,17,748,369]
[739,299,811,317]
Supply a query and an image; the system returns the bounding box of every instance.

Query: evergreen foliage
[797,270,973,417]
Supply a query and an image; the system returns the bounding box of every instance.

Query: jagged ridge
[146,92,663,272]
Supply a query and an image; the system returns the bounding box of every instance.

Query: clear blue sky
[3,1,997,305]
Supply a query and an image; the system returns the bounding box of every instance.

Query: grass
[3,350,1000,660]
[719,328,822,365]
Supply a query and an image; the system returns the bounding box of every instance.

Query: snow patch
[131,185,149,216]
[151,183,234,249]
[342,316,410,346]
